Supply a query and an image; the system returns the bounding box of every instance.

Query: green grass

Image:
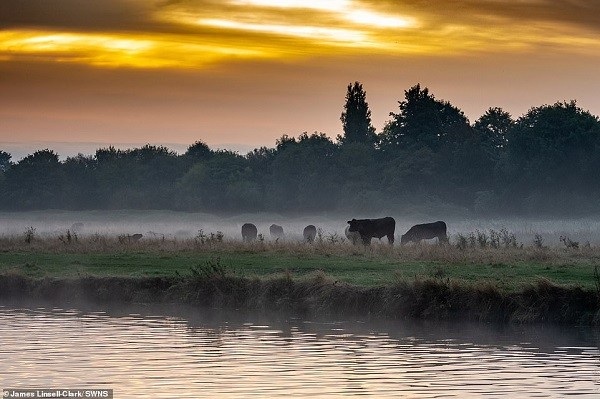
[2,236,599,325]
[0,248,598,291]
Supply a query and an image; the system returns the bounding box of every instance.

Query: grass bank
[1,235,599,324]
[1,272,598,325]
[1,235,599,290]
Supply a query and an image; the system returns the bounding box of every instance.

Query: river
[1,303,599,398]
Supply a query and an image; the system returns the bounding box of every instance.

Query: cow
[344,225,361,245]
[347,217,395,245]
[400,221,448,245]
[241,223,258,242]
[303,225,317,243]
[270,224,284,240]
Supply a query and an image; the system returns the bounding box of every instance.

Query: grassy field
[2,234,600,324]
[1,234,599,291]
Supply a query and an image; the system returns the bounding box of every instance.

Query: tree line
[2,82,600,215]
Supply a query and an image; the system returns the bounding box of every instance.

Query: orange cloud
[2,0,600,71]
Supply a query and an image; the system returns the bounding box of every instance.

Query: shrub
[476,229,489,248]
[195,230,224,245]
[58,229,77,245]
[190,257,229,279]
[560,235,579,249]
[533,233,544,249]
[500,228,518,248]
[455,233,468,250]
[24,226,36,244]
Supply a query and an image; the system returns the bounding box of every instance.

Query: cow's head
[400,234,408,245]
[347,219,360,232]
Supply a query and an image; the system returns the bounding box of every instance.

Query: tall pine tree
[340,82,376,146]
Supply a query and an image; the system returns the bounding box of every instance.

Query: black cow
[241,223,258,242]
[400,221,448,245]
[347,217,395,245]
[270,224,284,240]
[303,225,317,243]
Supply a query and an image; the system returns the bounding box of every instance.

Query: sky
[2,0,600,159]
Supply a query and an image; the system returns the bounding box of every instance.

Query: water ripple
[0,304,599,398]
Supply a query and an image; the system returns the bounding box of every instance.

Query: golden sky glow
[4,0,600,69]
[0,30,270,68]
[1,0,600,155]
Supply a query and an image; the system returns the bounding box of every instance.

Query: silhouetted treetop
[1,84,599,215]
[0,150,11,172]
[505,101,600,186]
[340,81,376,146]
[474,107,513,153]
[186,140,212,162]
[381,84,469,152]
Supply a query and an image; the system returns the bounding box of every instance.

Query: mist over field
[1,210,599,248]
[2,84,600,252]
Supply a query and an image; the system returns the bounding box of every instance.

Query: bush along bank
[1,270,599,325]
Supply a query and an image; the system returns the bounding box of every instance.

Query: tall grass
[0,230,596,266]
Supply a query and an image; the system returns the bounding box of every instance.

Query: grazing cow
[401,221,448,245]
[130,233,143,242]
[344,225,361,245]
[241,223,258,242]
[347,217,395,245]
[269,224,284,240]
[303,225,317,243]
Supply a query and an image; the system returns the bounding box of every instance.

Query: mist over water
[1,303,599,398]
[1,210,600,246]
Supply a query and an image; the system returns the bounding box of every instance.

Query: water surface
[1,303,599,398]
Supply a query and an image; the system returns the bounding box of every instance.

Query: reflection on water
[1,302,599,398]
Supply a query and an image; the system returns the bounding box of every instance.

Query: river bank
[1,271,598,325]
[2,235,599,324]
